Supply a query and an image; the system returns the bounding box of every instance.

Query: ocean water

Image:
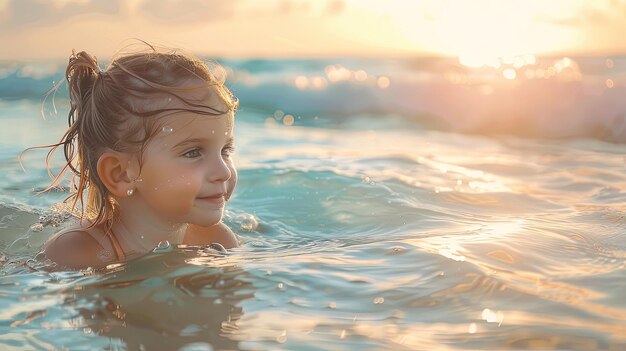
[0,56,625,350]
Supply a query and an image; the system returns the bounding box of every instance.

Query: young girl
[40,43,239,269]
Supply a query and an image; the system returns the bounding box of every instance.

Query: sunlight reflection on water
[1,56,626,349]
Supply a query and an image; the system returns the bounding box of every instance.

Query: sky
[1,0,626,61]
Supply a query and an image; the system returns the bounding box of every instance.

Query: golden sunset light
[1,0,626,60]
[1,1,626,350]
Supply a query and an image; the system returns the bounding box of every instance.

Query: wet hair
[36,42,238,230]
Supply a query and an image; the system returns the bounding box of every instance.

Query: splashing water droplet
[276,330,287,344]
[239,214,259,231]
[373,297,385,304]
[30,223,44,232]
[277,283,284,289]
[105,262,123,270]
[162,126,173,133]
[389,246,405,255]
[153,240,173,253]
[134,178,143,183]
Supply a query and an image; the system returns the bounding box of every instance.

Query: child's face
[131,108,236,227]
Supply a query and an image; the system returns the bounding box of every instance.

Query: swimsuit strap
[106,230,126,261]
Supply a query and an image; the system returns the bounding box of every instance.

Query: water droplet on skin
[224,131,228,135]
[97,249,112,261]
[167,97,172,102]
[162,126,173,133]
[140,235,145,239]
[211,130,215,134]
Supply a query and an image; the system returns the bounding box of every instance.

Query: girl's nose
[207,156,231,182]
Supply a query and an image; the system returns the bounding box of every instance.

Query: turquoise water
[1,57,626,350]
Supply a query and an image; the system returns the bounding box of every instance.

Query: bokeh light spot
[283,114,295,126]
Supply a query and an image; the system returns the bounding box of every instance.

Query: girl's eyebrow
[173,136,235,149]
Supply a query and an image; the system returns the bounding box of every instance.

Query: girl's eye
[222,146,235,157]
[183,149,202,158]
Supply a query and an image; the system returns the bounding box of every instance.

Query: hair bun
[68,50,101,73]
[66,50,104,109]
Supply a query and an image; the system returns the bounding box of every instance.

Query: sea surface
[0,56,625,350]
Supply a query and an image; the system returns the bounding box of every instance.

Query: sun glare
[350,0,584,58]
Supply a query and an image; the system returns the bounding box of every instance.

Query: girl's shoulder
[43,222,116,269]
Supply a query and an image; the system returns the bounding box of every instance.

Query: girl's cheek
[226,164,237,201]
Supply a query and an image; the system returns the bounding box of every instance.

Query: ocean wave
[2,56,626,142]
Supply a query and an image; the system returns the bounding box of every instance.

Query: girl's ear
[97,151,134,197]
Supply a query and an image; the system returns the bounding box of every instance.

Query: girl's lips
[197,193,226,204]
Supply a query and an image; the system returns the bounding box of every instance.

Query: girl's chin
[191,215,223,228]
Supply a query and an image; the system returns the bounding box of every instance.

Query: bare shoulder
[184,222,239,249]
[43,222,113,269]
